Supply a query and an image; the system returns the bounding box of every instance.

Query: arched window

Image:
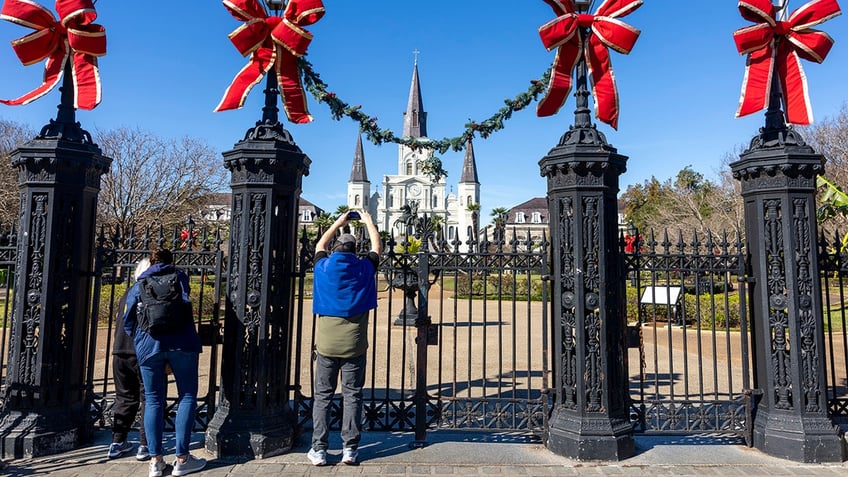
[389,195,394,208]
[466,195,473,206]
[448,226,455,240]
[406,162,413,175]
[354,194,361,206]
[431,194,438,208]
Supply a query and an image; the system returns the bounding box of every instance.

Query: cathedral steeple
[402,56,427,138]
[349,134,369,182]
[460,138,479,184]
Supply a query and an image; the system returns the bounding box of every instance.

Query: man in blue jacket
[308,210,381,467]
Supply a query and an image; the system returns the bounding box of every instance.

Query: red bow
[216,0,324,124]
[0,0,106,110]
[733,0,841,125]
[537,0,642,129]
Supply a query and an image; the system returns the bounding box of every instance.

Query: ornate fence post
[731,87,845,463]
[539,53,633,460]
[0,65,111,458]
[205,71,310,459]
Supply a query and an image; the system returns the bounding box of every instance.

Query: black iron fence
[0,226,17,413]
[818,231,848,419]
[1,221,846,438]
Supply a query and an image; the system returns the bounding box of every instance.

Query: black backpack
[137,271,191,337]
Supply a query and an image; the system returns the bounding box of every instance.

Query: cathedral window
[389,195,394,208]
[406,162,413,175]
[466,195,473,206]
[448,226,455,240]
[354,194,361,206]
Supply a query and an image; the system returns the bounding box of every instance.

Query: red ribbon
[537,0,642,129]
[734,0,841,125]
[0,0,106,110]
[216,0,324,124]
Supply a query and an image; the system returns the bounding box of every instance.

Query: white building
[347,60,480,245]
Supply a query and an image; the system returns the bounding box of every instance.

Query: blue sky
[1,1,846,215]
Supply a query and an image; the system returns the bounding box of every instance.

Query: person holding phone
[307,210,380,466]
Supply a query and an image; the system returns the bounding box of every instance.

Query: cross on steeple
[413,49,420,65]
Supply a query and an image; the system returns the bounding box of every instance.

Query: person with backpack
[108,258,151,461]
[123,249,206,477]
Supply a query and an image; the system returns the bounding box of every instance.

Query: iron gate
[624,230,754,442]
[87,223,226,431]
[290,230,552,439]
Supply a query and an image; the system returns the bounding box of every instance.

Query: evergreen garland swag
[299,58,552,181]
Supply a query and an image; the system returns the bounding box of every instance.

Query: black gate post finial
[539,4,634,460]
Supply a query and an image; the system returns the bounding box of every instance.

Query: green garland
[299,57,551,181]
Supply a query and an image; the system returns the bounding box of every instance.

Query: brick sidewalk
[3,430,846,477]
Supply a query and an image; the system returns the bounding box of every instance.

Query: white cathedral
[346,60,481,245]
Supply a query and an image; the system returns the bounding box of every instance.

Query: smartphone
[347,211,361,220]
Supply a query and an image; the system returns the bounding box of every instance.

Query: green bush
[674,293,742,329]
[454,273,545,301]
[626,285,743,329]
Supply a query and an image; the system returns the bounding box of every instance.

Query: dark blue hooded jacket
[123,263,201,364]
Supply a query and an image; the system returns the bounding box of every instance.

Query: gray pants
[311,352,366,451]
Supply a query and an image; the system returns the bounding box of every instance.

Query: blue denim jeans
[311,352,366,451]
[139,350,199,457]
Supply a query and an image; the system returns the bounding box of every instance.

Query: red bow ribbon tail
[735,46,774,120]
[586,17,641,129]
[215,47,275,112]
[0,46,66,107]
[272,18,316,124]
[537,45,581,118]
[536,13,581,118]
[778,45,813,125]
[275,48,312,124]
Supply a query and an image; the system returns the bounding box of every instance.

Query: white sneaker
[136,445,150,461]
[342,447,358,465]
[148,459,166,477]
[171,454,207,476]
[307,448,327,466]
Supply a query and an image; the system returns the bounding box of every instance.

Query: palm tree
[490,207,509,242]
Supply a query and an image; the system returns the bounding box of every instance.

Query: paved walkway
[2,429,847,476]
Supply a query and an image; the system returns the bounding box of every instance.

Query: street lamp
[265,0,284,12]
[574,1,592,11]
